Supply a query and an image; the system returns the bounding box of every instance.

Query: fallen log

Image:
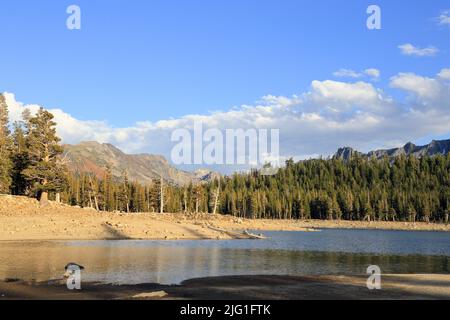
[205,224,268,240]
[243,230,268,239]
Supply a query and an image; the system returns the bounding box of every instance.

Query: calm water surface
[0,229,449,284]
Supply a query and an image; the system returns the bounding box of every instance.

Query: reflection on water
[0,229,449,284]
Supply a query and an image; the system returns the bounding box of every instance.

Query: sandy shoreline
[1,195,449,241]
[1,196,449,300]
[1,274,449,300]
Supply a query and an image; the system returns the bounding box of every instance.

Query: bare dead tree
[183,187,188,213]
[88,174,100,211]
[160,173,164,214]
[212,179,221,215]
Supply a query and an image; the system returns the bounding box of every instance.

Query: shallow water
[0,229,449,284]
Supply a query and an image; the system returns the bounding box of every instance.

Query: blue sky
[1,0,449,168]
[0,0,448,124]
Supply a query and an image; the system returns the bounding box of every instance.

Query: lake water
[0,229,449,284]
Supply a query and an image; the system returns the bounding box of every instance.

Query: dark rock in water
[65,263,85,270]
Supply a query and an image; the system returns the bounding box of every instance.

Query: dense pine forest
[1,95,449,223]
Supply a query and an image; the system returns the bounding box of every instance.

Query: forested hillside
[1,94,449,223]
[54,154,449,224]
[212,156,450,223]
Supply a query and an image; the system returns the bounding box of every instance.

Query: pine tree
[407,205,417,223]
[389,207,397,222]
[10,120,30,195]
[118,170,130,212]
[445,207,449,225]
[421,198,431,223]
[22,108,67,204]
[193,184,203,214]
[102,166,114,211]
[0,94,12,193]
[148,179,160,213]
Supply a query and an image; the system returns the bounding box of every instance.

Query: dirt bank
[0,195,448,241]
[218,217,450,233]
[1,274,449,300]
[0,195,238,241]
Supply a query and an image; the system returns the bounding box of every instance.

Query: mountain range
[64,139,450,185]
[63,141,217,185]
[334,139,450,161]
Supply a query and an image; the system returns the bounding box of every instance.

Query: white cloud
[437,10,450,25]
[333,68,380,81]
[390,73,441,99]
[259,95,300,107]
[309,80,383,110]
[438,68,450,80]
[333,69,362,78]
[364,68,380,80]
[4,69,450,173]
[398,44,439,57]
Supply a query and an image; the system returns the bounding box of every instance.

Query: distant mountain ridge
[63,141,217,185]
[64,139,450,184]
[334,139,450,161]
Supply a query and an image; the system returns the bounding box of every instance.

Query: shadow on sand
[101,223,132,240]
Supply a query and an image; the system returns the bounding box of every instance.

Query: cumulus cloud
[438,68,450,80]
[437,10,450,25]
[4,68,450,173]
[390,73,442,99]
[333,69,362,78]
[364,68,381,80]
[333,68,380,81]
[398,43,439,57]
[310,80,380,105]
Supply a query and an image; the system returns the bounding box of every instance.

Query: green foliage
[0,103,68,200]
[0,96,448,221]
[60,153,450,224]
[206,156,450,222]
[21,108,67,196]
[0,94,13,193]
[10,120,30,195]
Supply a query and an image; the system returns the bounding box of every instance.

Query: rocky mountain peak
[334,139,450,161]
[63,142,217,185]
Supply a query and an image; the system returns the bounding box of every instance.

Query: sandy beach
[1,195,449,241]
[1,274,450,300]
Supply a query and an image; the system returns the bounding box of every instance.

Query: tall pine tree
[0,94,12,193]
[22,108,66,204]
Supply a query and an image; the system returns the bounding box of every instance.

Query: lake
[0,229,449,284]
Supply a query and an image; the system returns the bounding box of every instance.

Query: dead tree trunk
[160,174,164,214]
[39,177,49,206]
[212,180,220,215]
[184,188,188,213]
[40,191,49,205]
[88,175,100,211]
